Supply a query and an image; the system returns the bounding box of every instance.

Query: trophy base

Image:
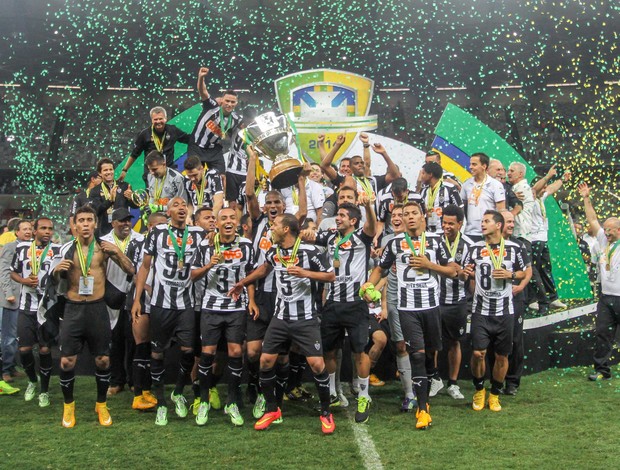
[269,159,303,189]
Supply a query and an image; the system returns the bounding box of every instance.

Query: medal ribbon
[404,232,426,257]
[196,165,208,206]
[471,175,487,206]
[151,126,165,152]
[444,232,461,260]
[30,242,51,276]
[75,238,95,278]
[112,233,130,254]
[354,176,374,198]
[277,237,301,268]
[214,233,238,256]
[101,182,113,201]
[334,230,355,263]
[426,178,443,210]
[538,198,547,219]
[485,238,505,270]
[167,225,189,266]
[219,108,233,138]
[292,186,299,206]
[605,239,620,269]
[154,172,167,202]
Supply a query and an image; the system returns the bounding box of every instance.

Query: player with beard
[183,155,224,217]
[131,197,205,426]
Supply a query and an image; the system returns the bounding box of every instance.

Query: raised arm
[319,133,346,181]
[360,133,372,177]
[295,167,310,223]
[197,67,210,101]
[532,164,557,195]
[360,192,377,238]
[578,183,601,234]
[544,170,571,197]
[372,143,401,184]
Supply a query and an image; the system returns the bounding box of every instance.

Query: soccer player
[460,210,526,412]
[131,197,204,426]
[419,162,463,234]
[375,177,422,241]
[52,205,135,428]
[145,151,187,210]
[191,207,256,426]
[303,195,377,423]
[367,201,457,429]
[188,67,242,174]
[228,214,336,433]
[417,150,460,191]
[226,107,257,212]
[10,217,60,406]
[183,155,224,216]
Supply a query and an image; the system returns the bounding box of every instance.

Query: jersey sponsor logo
[27,248,54,260]
[158,197,170,206]
[430,207,443,216]
[167,234,194,247]
[400,239,428,251]
[336,240,352,250]
[221,249,244,260]
[206,120,223,137]
[259,237,272,251]
[480,248,505,258]
[275,255,299,266]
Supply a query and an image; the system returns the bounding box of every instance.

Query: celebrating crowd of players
[1,67,619,435]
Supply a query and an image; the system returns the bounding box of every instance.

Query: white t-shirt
[281,179,326,223]
[512,179,536,241]
[460,176,506,237]
[596,228,620,296]
[530,193,549,242]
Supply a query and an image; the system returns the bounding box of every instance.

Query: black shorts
[149,306,194,354]
[470,314,514,357]
[225,172,246,203]
[365,314,390,352]
[262,316,323,357]
[201,310,246,346]
[17,310,50,348]
[59,300,111,357]
[440,303,468,341]
[321,300,369,354]
[187,143,225,174]
[247,290,276,342]
[399,307,443,353]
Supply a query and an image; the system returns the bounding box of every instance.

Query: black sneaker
[329,394,341,408]
[355,396,371,423]
[502,384,518,396]
[588,373,611,381]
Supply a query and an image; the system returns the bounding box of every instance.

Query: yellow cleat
[95,402,113,426]
[132,396,156,411]
[488,393,502,412]
[190,397,201,416]
[415,410,432,430]
[369,374,385,387]
[472,389,486,411]
[62,401,76,428]
[142,391,158,405]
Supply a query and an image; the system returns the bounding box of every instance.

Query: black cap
[112,208,133,222]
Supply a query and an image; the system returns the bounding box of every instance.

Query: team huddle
[8,67,605,435]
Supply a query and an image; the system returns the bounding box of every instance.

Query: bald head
[501,209,515,237]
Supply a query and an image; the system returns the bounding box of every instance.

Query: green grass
[1,367,620,469]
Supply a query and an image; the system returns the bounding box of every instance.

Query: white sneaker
[337,391,349,408]
[550,299,567,309]
[429,377,444,397]
[446,384,465,399]
[24,382,37,402]
[528,302,539,311]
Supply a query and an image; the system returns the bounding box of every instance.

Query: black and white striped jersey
[439,234,474,305]
[252,214,276,292]
[378,232,449,312]
[265,244,332,321]
[183,170,223,209]
[226,128,248,175]
[144,224,205,310]
[11,242,60,313]
[315,228,373,302]
[194,237,254,312]
[377,188,423,234]
[190,98,242,149]
[462,238,526,316]
[420,182,463,234]
[101,230,143,309]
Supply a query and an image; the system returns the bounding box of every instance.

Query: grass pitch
[1,366,619,469]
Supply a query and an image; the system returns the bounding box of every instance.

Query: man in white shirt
[281,178,326,226]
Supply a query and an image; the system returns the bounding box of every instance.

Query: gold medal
[333,259,340,269]
[606,263,611,271]
[178,260,184,270]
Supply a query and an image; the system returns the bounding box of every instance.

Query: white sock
[358,376,370,399]
[396,354,414,398]
[329,373,336,396]
[352,376,360,391]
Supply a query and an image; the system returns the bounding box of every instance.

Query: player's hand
[124,184,133,200]
[317,134,325,144]
[372,142,387,155]
[562,170,571,182]
[228,282,244,302]
[578,182,590,198]
[410,255,430,269]
[515,191,525,201]
[378,308,388,323]
[492,268,511,279]
[370,244,383,259]
[54,259,73,273]
[359,133,369,145]
[24,275,39,288]
[335,133,346,145]
[301,162,313,176]
[198,67,209,78]
[512,284,524,295]
[300,228,317,242]
[131,302,142,323]
[248,301,260,320]
[100,241,121,257]
[546,164,558,179]
[6,295,16,304]
[461,264,475,280]
[209,253,223,267]
[287,266,305,277]
[109,184,118,202]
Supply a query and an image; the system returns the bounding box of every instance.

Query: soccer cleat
[95,402,112,426]
[285,386,304,401]
[401,396,417,412]
[225,403,244,426]
[550,299,567,309]
[209,387,222,410]
[429,377,444,397]
[171,392,189,418]
[447,384,465,399]
[132,396,156,411]
[24,382,37,402]
[488,393,502,412]
[472,389,486,411]
[190,397,201,416]
[142,390,157,405]
[355,396,371,423]
[106,385,123,396]
[528,302,540,311]
[588,373,611,381]
[298,385,314,400]
[369,374,385,387]
[0,380,20,395]
[503,385,518,396]
[195,402,209,426]
[337,391,349,408]
[320,412,336,434]
[254,408,282,430]
[62,401,76,428]
[155,406,168,426]
[38,392,50,408]
[329,394,341,408]
[273,416,283,424]
[253,393,266,419]
[415,410,432,430]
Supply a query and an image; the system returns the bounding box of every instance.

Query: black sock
[313,368,331,414]
[20,350,37,383]
[287,352,302,392]
[297,359,307,388]
[259,367,277,412]
[247,359,260,393]
[227,356,243,406]
[174,351,194,396]
[132,343,149,397]
[150,357,166,406]
[211,372,223,387]
[95,367,111,403]
[59,369,75,404]
[198,353,215,403]
[410,352,429,411]
[448,379,457,387]
[275,362,289,408]
[39,353,52,393]
[193,380,200,400]
[491,379,503,395]
[472,376,485,391]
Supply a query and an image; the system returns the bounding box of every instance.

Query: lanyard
[167,225,189,268]
[195,165,208,206]
[112,233,130,254]
[75,238,95,278]
[605,239,620,270]
[152,126,165,152]
[154,172,167,202]
[292,186,299,206]
[485,238,505,270]
[101,182,113,201]
[277,238,301,268]
[404,232,426,257]
[354,176,374,198]
[426,179,443,209]
[30,242,51,276]
[334,230,355,262]
[214,233,238,259]
[219,108,233,138]
[444,232,461,260]
[471,175,487,206]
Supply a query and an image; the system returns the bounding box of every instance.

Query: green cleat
[195,402,209,426]
[155,406,168,426]
[38,392,50,408]
[355,396,371,423]
[0,380,20,395]
[190,397,201,416]
[253,393,266,419]
[209,387,222,410]
[24,382,37,402]
[170,392,188,418]
[225,403,244,426]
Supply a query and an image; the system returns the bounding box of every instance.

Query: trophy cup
[131,189,149,209]
[245,112,302,189]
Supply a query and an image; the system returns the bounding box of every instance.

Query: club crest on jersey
[459,327,465,336]
[167,234,194,247]
[314,341,321,351]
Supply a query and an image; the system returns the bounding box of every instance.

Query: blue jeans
[1,307,18,374]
